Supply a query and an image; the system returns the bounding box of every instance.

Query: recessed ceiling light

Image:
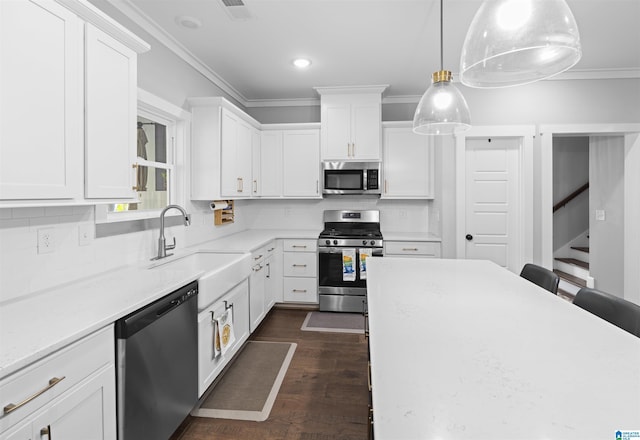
[176,16,202,30]
[293,58,312,69]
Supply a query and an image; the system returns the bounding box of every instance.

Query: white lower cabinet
[282,239,318,304]
[384,241,441,258]
[0,326,116,440]
[197,279,250,397]
[249,245,268,332]
[264,241,282,309]
[249,240,279,331]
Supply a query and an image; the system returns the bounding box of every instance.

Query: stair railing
[553,182,589,213]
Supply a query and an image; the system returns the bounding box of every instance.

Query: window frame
[95,89,190,224]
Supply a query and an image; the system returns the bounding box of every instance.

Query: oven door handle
[318,247,342,254]
[318,247,384,256]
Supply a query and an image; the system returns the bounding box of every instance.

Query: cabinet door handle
[384,179,388,194]
[266,262,271,278]
[292,264,307,268]
[253,179,258,193]
[3,377,66,414]
[254,254,263,260]
[292,289,307,293]
[352,143,355,157]
[292,245,307,249]
[40,425,51,439]
[402,248,419,251]
[253,264,263,272]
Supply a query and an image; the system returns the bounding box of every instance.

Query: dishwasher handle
[115,281,198,339]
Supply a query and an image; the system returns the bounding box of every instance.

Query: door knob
[465,234,473,241]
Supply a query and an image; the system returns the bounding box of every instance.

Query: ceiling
[99,0,640,106]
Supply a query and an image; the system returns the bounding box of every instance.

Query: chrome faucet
[152,204,191,260]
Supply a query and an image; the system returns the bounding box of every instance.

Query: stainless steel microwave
[322,161,381,195]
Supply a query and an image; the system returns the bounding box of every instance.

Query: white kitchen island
[366,258,640,440]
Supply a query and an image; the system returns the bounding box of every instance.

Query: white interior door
[464,137,521,271]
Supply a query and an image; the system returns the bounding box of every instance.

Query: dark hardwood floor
[170,308,370,440]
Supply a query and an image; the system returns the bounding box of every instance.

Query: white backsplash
[0,198,434,304]
[0,202,247,304]
[243,198,432,233]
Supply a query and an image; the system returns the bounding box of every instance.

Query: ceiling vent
[219,0,252,20]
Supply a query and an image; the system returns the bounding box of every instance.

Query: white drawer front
[265,240,277,256]
[0,326,114,432]
[282,239,317,252]
[251,245,268,264]
[283,278,318,303]
[385,241,441,257]
[283,252,317,277]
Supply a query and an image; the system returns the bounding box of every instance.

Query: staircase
[554,245,590,302]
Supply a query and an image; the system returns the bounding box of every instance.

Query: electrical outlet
[78,224,93,246]
[37,228,55,254]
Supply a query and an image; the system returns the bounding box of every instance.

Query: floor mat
[300,311,364,334]
[191,341,296,422]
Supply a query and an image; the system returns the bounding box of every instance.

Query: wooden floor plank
[170,309,369,440]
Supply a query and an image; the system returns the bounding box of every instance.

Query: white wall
[589,136,625,297]
[553,137,589,251]
[0,3,252,304]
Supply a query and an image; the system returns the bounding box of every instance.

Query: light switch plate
[595,209,606,221]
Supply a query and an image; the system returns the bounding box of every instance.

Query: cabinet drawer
[0,326,114,432]
[283,252,317,277]
[384,241,441,257]
[282,239,317,252]
[265,240,277,256]
[251,245,268,263]
[283,278,318,303]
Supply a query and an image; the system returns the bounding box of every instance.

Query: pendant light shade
[460,0,582,88]
[413,71,471,135]
[413,0,471,135]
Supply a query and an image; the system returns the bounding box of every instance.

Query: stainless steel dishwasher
[115,280,198,440]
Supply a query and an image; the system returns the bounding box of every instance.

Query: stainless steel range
[318,210,383,312]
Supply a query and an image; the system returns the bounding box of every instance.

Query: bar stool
[519,263,560,294]
[573,287,640,338]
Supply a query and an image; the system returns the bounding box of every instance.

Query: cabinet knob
[465,234,473,241]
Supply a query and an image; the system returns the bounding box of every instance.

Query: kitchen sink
[148,251,252,310]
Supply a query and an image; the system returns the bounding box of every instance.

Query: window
[95,89,189,228]
[110,113,175,213]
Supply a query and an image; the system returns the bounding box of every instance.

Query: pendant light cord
[440,0,444,71]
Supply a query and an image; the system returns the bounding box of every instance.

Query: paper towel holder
[213,200,234,225]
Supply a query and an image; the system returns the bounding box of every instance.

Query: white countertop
[382,231,441,241]
[366,258,640,440]
[0,228,318,380]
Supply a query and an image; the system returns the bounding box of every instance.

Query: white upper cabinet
[189,97,261,200]
[282,129,321,198]
[0,0,82,201]
[317,87,386,161]
[220,108,253,198]
[258,130,283,197]
[84,24,137,199]
[0,0,149,205]
[382,123,434,199]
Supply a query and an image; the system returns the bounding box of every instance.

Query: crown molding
[105,0,248,106]
[104,1,640,109]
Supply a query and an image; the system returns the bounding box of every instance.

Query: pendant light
[413,0,471,135]
[460,0,582,88]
